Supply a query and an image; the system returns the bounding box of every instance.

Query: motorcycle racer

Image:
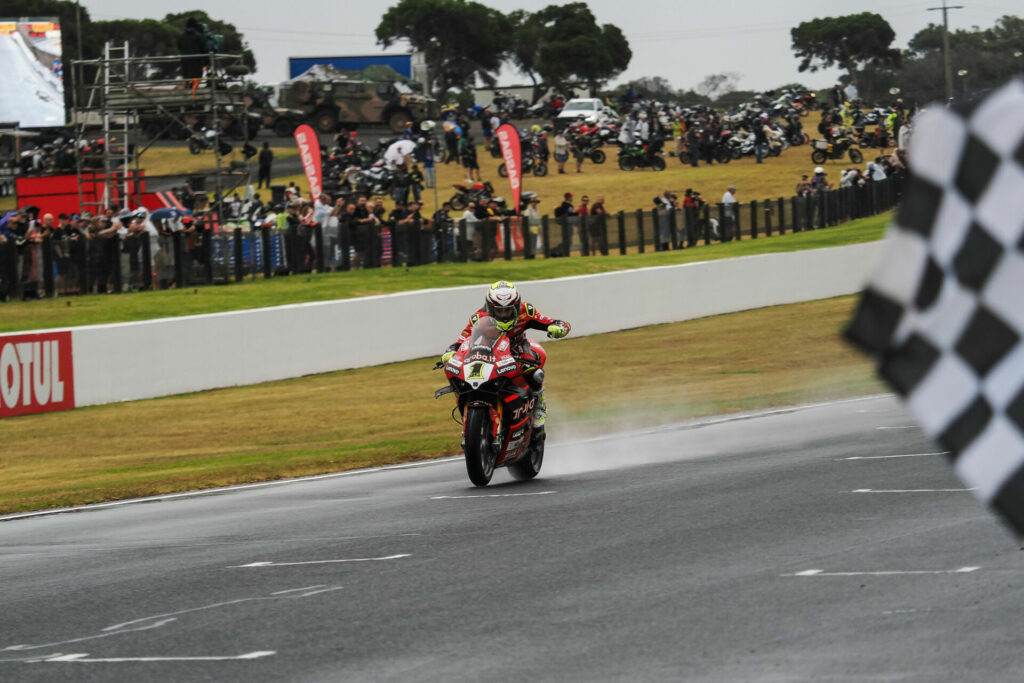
[441,280,570,427]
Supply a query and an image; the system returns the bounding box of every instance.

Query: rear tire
[497,163,508,178]
[589,149,606,164]
[188,138,203,155]
[849,148,864,163]
[388,110,411,132]
[811,150,828,164]
[314,109,338,133]
[450,195,467,211]
[651,156,666,171]
[464,406,495,487]
[715,147,732,164]
[532,161,548,177]
[508,430,544,481]
[618,155,636,171]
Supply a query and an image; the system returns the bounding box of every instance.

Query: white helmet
[584,115,597,125]
[484,280,521,332]
[814,166,825,174]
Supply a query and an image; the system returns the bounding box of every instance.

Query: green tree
[790,13,900,81]
[376,0,510,98]
[528,3,631,94]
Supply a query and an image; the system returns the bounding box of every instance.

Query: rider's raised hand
[547,324,568,339]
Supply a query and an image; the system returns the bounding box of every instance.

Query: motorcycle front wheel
[450,195,467,211]
[497,163,508,178]
[651,156,667,171]
[464,405,495,487]
[618,155,636,171]
[187,139,203,155]
[532,161,548,177]
[848,148,864,163]
[810,150,828,164]
[589,149,606,164]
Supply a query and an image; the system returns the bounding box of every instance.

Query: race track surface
[2,395,1022,682]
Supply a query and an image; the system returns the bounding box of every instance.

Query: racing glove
[547,324,568,339]
[441,350,455,364]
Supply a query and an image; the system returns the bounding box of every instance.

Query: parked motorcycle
[434,316,545,486]
[449,181,496,210]
[188,127,233,156]
[498,151,548,177]
[810,135,863,164]
[618,138,666,171]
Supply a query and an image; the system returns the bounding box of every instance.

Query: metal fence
[0,178,900,302]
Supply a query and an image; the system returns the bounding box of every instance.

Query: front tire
[497,162,508,178]
[589,149,606,164]
[508,430,544,481]
[188,138,203,155]
[450,195,467,211]
[849,148,864,163]
[532,161,548,177]
[811,150,828,164]
[618,155,636,171]
[464,406,495,487]
[651,156,667,171]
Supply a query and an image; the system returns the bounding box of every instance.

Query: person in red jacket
[442,280,570,427]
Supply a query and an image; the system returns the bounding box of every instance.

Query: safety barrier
[0,240,886,417]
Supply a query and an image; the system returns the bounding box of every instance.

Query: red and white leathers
[448,303,570,372]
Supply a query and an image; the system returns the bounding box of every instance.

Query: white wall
[18,241,884,409]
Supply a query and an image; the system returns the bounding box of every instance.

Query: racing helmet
[485,280,521,332]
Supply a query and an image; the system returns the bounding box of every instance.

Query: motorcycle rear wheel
[187,139,203,155]
[464,406,495,487]
[651,156,667,171]
[589,149,606,165]
[497,163,508,178]
[618,155,636,171]
[450,195,467,211]
[533,161,548,177]
[848,148,864,163]
[509,429,544,481]
[715,148,732,164]
[810,150,828,164]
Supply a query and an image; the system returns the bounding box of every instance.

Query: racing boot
[533,388,547,429]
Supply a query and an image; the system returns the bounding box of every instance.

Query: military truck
[279,64,436,134]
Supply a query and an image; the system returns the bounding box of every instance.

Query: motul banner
[495,123,521,214]
[294,124,322,201]
[0,331,75,418]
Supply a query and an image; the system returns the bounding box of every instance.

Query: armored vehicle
[279,64,436,133]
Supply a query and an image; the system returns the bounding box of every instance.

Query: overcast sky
[78,0,1016,91]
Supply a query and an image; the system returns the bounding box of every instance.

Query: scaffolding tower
[70,43,254,216]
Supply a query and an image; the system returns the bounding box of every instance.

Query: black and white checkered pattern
[846,78,1024,534]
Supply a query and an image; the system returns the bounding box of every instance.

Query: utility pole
[928,0,964,101]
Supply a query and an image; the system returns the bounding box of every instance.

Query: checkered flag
[846,78,1024,534]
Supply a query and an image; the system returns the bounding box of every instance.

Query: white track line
[229,553,410,569]
[786,567,979,577]
[35,651,276,663]
[851,488,975,493]
[845,452,947,460]
[876,425,918,430]
[431,491,555,500]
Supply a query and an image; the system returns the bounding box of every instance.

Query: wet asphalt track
[2,394,1022,682]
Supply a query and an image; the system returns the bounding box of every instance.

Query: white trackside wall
[1,241,886,413]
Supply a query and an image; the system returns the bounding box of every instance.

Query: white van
[556,98,614,127]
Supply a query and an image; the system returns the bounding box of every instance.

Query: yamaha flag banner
[294,124,322,201]
[495,123,521,214]
[846,78,1024,534]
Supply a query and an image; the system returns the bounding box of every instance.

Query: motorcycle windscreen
[468,316,502,350]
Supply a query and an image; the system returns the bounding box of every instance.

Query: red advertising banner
[293,124,322,201]
[495,123,521,215]
[0,331,75,418]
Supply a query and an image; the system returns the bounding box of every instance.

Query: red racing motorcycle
[434,316,545,486]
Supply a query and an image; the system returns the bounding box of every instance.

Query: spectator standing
[553,130,569,174]
[809,167,829,194]
[795,175,812,197]
[257,142,273,189]
[524,196,541,254]
[555,192,575,219]
[686,125,700,167]
[721,185,738,241]
[461,201,480,259]
[458,134,481,182]
[422,145,435,189]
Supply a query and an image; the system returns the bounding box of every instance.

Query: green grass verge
[0,296,882,514]
[1,212,889,333]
